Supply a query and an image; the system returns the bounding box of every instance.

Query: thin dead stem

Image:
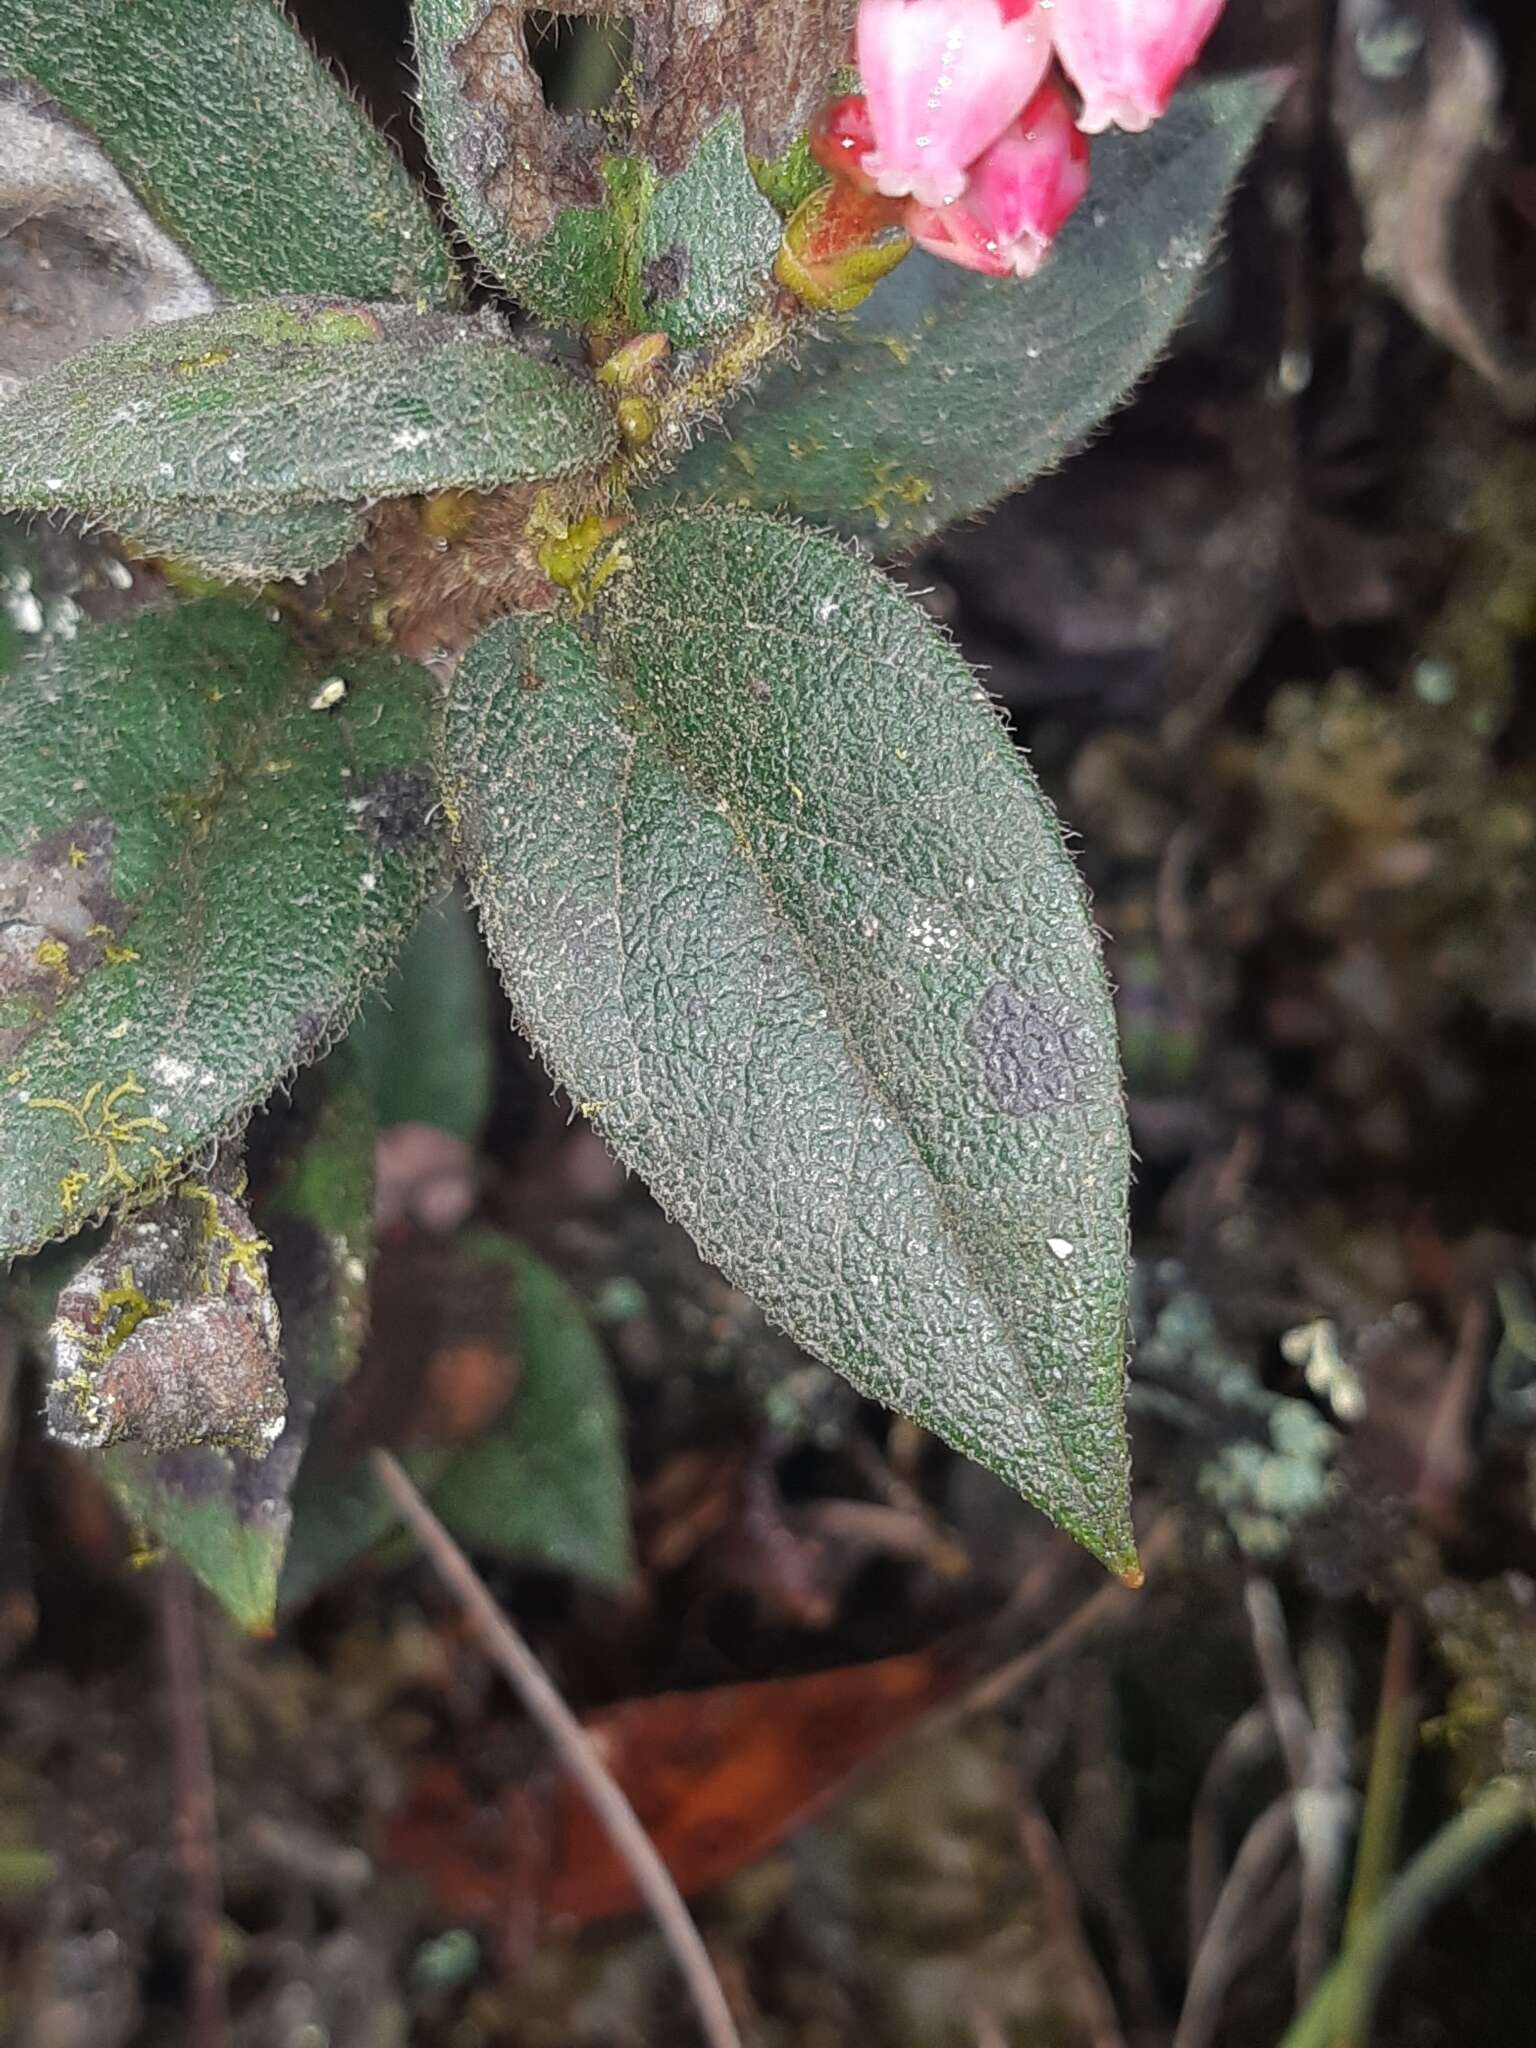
[1174,1794,1298,2048]
[372,1449,743,2048]
[158,1564,229,2048]
[936,1515,1179,1735]
[1187,1702,1275,1967]
[1016,1786,1130,2048]
[1244,1578,1354,2003]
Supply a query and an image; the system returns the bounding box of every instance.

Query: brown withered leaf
[1335,0,1536,415]
[46,1164,283,1456]
[437,0,854,248]
[0,80,214,404]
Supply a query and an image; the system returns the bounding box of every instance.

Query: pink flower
[855,0,1055,209]
[1050,0,1227,135]
[904,83,1090,277]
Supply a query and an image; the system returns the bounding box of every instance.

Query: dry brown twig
[1016,1785,1130,2048]
[158,1564,230,2048]
[1175,1793,1299,2048]
[372,1448,743,2048]
[1187,1701,1276,1965]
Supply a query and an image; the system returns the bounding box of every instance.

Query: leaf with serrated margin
[444,511,1136,1572]
[0,0,459,305]
[655,79,1279,550]
[0,600,441,1256]
[0,298,618,518]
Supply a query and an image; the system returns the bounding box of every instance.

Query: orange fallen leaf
[387,1646,960,1928]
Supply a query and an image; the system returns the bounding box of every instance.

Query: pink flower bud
[1050,0,1227,135]
[904,83,1090,277]
[855,0,1055,209]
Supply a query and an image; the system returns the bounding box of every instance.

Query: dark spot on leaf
[291,1008,330,1061]
[520,664,544,692]
[644,244,689,304]
[745,672,771,701]
[967,983,1094,1116]
[352,768,436,850]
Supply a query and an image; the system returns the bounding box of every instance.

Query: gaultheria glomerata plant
[0,0,1274,1624]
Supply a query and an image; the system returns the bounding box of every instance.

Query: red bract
[1050,0,1227,134]
[855,0,1055,208]
[776,178,912,312]
[904,83,1090,278]
[810,93,882,195]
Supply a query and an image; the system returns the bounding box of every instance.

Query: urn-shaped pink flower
[904,83,1090,277]
[855,0,1055,208]
[1050,0,1227,134]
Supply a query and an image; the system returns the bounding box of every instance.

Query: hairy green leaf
[0,0,459,305]
[111,502,368,585]
[445,512,1135,1570]
[280,1232,632,1606]
[0,600,441,1256]
[657,79,1278,549]
[425,1240,632,1580]
[630,116,783,349]
[423,65,780,339]
[353,890,493,1144]
[0,298,618,518]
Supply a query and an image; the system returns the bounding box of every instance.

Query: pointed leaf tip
[444,510,1135,1565]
